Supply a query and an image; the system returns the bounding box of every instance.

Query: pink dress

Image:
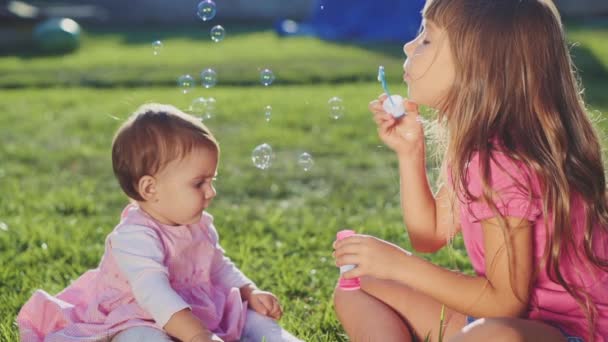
[17,205,251,341]
[458,151,608,341]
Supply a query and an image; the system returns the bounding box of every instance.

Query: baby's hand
[249,289,283,320]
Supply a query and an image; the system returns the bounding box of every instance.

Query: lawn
[0,22,607,341]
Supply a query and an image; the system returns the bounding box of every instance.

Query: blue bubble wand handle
[377,65,395,106]
[377,65,405,118]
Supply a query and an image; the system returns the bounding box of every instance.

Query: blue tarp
[277,0,425,43]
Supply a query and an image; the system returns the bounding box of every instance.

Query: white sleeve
[109,225,190,328]
[208,223,254,289]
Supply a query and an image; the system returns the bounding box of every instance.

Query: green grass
[0,26,405,88]
[0,23,607,341]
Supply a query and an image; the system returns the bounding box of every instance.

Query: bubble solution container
[336,229,361,291]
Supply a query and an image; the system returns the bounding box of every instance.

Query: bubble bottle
[336,229,361,291]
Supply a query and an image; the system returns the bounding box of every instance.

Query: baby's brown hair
[112,103,219,201]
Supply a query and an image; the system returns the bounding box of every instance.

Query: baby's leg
[111,326,174,342]
[240,309,302,342]
[334,276,467,342]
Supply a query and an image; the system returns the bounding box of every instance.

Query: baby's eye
[196,178,217,188]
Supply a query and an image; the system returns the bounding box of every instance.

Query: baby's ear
[137,175,157,202]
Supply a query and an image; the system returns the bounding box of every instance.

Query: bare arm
[370,96,460,253]
[393,216,533,317]
[398,150,460,253]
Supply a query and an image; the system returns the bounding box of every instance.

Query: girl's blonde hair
[424,0,608,338]
[112,103,219,201]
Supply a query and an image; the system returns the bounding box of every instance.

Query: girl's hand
[369,94,424,157]
[333,234,412,281]
[248,289,283,320]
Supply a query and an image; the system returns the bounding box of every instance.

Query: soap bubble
[177,74,195,94]
[328,96,345,120]
[264,105,272,122]
[200,68,217,88]
[0,221,7,232]
[298,152,314,171]
[203,97,216,120]
[190,97,215,120]
[197,0,216,21]
[190,97,207,115]
[152,40,162,55]
[260,68,275,86]
[252,143,273,170]
[210,25,225,42]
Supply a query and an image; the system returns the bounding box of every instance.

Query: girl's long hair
[424,0,608,339]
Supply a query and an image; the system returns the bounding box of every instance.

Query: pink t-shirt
[457,151,608,340]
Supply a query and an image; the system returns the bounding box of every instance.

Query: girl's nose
[403,40,414,57]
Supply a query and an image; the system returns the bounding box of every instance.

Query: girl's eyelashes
[422,40,431,45]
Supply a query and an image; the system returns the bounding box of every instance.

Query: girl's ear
[137,175,157,202]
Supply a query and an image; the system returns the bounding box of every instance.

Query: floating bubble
[177,74,195,94]
[41,242,48,250]
[197,0,216,21]
[0,221,7,232]
[328,96,345,120]
[210,25,225,42]
[252,143,273,170]
[264,105,272,122]
[152,40,162,56]
[190,97,207,116]
[200,68,217,88]
[260,68,275,86]
[298,152,314,171]
[203,97,216,120]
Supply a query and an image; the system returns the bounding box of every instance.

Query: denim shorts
[466,316,584,342]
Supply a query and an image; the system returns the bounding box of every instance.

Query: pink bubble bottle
[336,229,361,291]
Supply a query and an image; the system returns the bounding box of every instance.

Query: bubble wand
[377,65,405,118]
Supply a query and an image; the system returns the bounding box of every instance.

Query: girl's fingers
[369,103,385,115]
[335,254,359,267]
[342,268,362,279]
[334,235,364,249]
[378,93,389,102]
[380,120,395,133]
[334,244,364,259]
[404,100,418,114]
[403,100,421,122]
[373,113,394,126]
